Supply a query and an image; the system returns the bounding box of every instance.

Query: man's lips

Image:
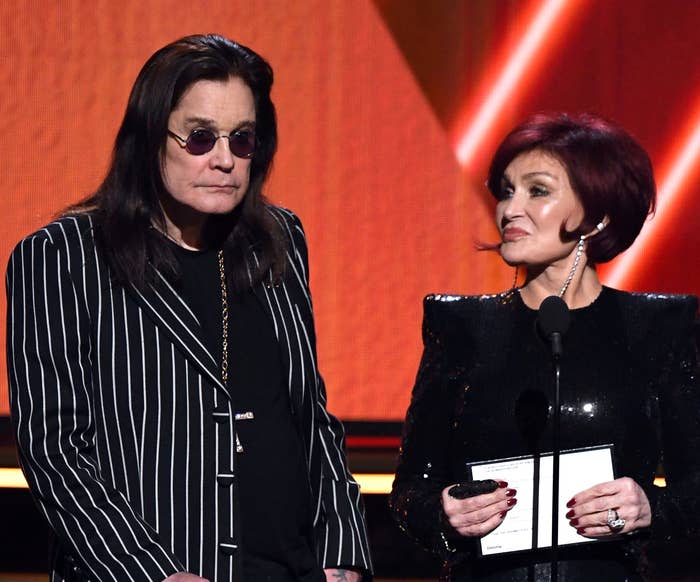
[502,227,529,242]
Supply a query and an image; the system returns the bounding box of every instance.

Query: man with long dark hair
[7,34,372,582]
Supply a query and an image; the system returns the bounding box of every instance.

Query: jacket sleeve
[388,297,466,560]
[643,296,700,575]
[281,209,373,578]
[6,231,183,581]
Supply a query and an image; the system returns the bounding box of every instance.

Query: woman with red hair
[390,113,700,581]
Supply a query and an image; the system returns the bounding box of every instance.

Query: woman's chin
[499,252,523,268]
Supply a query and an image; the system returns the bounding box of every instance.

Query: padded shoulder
[8,213,97,271]
[422,290,516,338]
[607,288,698,344]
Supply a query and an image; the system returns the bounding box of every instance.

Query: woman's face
[160,76,256,227]
[496,149,585,268]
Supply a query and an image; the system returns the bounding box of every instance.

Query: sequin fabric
[389,287,700,581]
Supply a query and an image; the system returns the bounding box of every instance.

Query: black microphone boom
[536,295,571,581]
[537,296,571,360]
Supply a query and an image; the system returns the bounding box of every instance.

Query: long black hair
[70,34,286,290]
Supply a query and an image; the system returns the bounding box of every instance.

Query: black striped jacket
[6,207,372,581]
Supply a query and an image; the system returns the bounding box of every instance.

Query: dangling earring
[558,221,604,297]
[511,265,520,290]
[559,235,586,297]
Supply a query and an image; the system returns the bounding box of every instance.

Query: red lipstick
[502,227,528,242]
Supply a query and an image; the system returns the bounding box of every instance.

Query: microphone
[537,296,571,360]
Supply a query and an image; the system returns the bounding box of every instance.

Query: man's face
[160,76,256,235]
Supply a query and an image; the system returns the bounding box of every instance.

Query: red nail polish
[565,509,575,519]
[498,481,508,488]
[566,498,576,508]
[569,518,579,526]
[499,511,507,519]
[506,489,517,497]
[507,498,517,507]
[576,528,586,535]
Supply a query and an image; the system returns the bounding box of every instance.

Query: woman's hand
[441,481,518,538]
[566,477,651,537]
[162,574,209,582]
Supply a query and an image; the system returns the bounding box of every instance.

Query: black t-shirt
[171,243,322,582]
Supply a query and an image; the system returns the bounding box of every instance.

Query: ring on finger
[606,508,625,532]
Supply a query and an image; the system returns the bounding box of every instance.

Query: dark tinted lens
[229,131,255,158]
[186,129,217,155]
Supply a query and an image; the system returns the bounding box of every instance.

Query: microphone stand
[514,389,548,575]
[550,354,562,582]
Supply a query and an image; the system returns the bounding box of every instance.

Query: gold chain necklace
[218,249,247,453]
[217,250,229,385]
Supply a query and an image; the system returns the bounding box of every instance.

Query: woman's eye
[499,186,515,200]
[530,185,549,197]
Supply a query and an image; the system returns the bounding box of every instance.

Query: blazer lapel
[126,269,228,397]
[252,279,299,405]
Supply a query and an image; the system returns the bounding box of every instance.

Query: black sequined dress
[390,287,700,581]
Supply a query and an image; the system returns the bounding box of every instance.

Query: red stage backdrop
[2,0,699,420]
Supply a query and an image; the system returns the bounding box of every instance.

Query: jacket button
[219,538,238,555]
[217,472,235,486]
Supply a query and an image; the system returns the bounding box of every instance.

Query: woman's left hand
[565,477,651,537]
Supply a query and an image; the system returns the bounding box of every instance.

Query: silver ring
[606,508,625,531]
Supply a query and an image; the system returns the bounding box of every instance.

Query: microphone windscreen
[537,295,571,337]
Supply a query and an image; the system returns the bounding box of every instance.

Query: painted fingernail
[565,509,575,519]
[497,480,508,488]
[576,528,586,535]
[569,518,579,526]
[566,498,576,508]
[507,498,518,507]
[499,511,507,519]
[506,489,517,497]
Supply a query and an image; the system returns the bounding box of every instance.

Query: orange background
[2,0,699,420]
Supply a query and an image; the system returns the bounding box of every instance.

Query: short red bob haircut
[486,112,656,263]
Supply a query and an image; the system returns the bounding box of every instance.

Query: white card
[469,445,615,555]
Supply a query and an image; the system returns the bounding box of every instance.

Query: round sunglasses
[168,128,256,158]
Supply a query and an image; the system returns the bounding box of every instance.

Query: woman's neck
[519,262,602,310]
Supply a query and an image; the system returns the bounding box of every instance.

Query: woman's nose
[501,191,525,219]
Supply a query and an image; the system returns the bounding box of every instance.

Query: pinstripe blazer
[6,207,372,581]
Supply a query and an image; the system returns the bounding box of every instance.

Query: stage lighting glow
[0,467,28,488]
[0,467,400,494]
[355,473,395,494]
[455,0,582,169]
[605,98,700,288]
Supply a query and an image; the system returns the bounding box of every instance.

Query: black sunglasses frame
[167,128,256,158]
